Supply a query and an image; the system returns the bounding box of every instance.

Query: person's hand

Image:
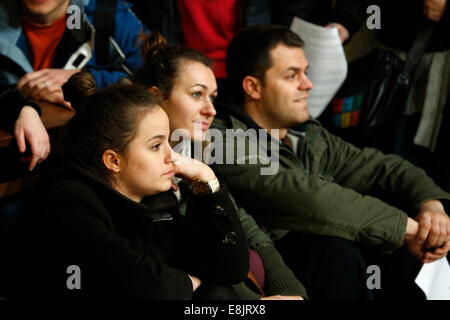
[422,241,450,263]
[404,236,426,262]
[172,152,216,182]
[403,217,426,261]
[413,200,450,263]
[424,0,447,22]
[188,274,202,291]
[16,68,80,108]
[403,214,449,264]
[14,106,50,171]
[35,88,72,109]
[260,295,304,300]
[325,22,350,43]
[415,200,450,249]
[405,237,450,263]
[171,180,179,192]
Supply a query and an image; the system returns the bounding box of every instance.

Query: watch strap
[192,178,220,195]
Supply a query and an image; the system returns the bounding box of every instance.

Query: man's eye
[287,74,296,79]
[152,143,161,151]
[192,92,201,98]
[209,95,217,102]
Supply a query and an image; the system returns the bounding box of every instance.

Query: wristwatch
[192,178,221,195]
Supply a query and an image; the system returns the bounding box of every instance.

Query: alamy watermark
[66,4,382,31]
[366,5,381,30]
[65,263,381,291]
[66,5,82,30]
[366,265,381,290]
[66,265,81,290]
[171,125,280,176]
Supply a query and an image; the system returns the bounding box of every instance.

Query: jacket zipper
[152,216,174,222]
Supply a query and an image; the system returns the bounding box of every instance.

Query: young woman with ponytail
[132,32,307,300]
[4,73,249,300]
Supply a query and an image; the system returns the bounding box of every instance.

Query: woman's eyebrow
[190,84,218,93]
[190,84,208,89]
[146,135,166,143]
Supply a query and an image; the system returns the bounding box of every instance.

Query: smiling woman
[2,72,249,300]
[133,32,218,142]
[163,61,217,142]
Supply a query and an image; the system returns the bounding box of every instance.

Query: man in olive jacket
[210,25,450,300]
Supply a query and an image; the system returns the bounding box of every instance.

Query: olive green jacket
[210,109,450,254]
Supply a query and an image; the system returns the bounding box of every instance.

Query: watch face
[193,181,211,195]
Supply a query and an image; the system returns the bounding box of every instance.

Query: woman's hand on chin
[172,153,216,182]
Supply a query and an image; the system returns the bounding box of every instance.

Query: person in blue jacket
[0,0,147,171]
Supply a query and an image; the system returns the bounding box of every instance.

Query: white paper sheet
[415,257,450,300]
[290,17,347,118]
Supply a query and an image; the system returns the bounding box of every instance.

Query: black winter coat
[4,166,249,299]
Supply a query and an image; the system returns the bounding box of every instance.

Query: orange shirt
[22,14,67,71]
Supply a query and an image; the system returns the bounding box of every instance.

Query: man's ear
[242,75,262,100]
[102,149,121,173]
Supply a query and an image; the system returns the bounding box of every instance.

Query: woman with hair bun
[4,72,249,300]
[132,33,307,300]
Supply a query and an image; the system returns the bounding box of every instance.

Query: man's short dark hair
[226,25,304,103]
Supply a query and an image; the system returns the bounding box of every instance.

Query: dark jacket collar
[216,99,308,136]
[216,99,262,132]
[67,161,178,219]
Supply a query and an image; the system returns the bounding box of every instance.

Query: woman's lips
[194,121,211,131]
[164,169,175,177]
[202,121,210,130]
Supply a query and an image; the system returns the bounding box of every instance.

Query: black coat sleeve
[183,184,249,285]
[0,84,41,128]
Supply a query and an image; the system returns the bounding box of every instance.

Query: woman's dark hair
[62,72,162,184]
[132,32,213,99]
[226,25,304,103]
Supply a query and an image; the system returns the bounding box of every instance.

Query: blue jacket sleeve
[85,1,148,88]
